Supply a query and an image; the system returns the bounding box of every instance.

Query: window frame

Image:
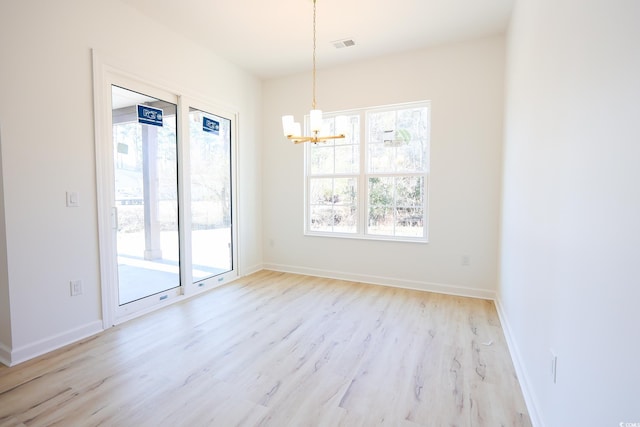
[304,101,430,243]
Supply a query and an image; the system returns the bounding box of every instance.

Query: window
[305,101,430,241]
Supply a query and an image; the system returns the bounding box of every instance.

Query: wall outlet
[461,255,470,266]
[550,350,558,384]
[70,280,83,296]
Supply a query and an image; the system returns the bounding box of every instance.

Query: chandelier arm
[314,135,346,142]
[286,132,346,144]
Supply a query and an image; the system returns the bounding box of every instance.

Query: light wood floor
[0,270,531,426]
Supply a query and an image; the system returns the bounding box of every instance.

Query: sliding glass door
[93,63,238,324]
[112,86,181,306]
[188,108,233,283]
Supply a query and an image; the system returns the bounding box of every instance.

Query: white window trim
[304,101,430,243]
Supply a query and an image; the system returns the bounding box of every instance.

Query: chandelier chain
[312,0,317,110]
[281,0,344,144]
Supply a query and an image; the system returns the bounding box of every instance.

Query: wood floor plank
[0,270,531,426]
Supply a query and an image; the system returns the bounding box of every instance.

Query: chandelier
[281,0,345,144]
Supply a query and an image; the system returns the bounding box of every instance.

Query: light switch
[66,191,80,207]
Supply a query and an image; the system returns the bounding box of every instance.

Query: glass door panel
[112,85,180,305]
[188,108,233,282]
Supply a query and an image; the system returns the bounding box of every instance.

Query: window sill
[304,230,429,244]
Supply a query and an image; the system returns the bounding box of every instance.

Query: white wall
[0,0,262,364]
[499,0,640,425]
[262,35,505,298]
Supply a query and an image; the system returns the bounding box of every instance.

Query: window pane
[309,178,334,205]
[396,208,424,237]
[368,177,393,235]
[189,108,233,283]
[367,107,429,173]
[396,107,429,172]
[309,114,360,176]
[309,192,330,230]
[334,177,357,207]
[396,176,424,237]
[309,177,357,233]
[368,207,394,236]
[309,146,334,175]
[310,205,336,231]
[334,145,359,174]
[335,114,360,146]
[396,176,424,207]
[368,110,396,144]
[396,142,426,172]
[334,205,357,232]
[309,144,359,175]
[368,143,393,173]
[368,176,425,238]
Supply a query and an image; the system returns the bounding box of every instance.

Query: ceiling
[118,0,514,79]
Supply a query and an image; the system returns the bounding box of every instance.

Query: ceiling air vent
[332,39,356,49]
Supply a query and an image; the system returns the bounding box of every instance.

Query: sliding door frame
[92,51,239,327]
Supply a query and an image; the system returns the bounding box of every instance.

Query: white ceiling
[118,0,514,79]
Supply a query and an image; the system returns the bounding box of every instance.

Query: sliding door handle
[111,206,118,230]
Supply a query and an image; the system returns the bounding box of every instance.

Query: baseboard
[263,263,496,300]
[0,342,10,367]
[494,298,544,427]
[7,320,103,367]
[241,262,264,277]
